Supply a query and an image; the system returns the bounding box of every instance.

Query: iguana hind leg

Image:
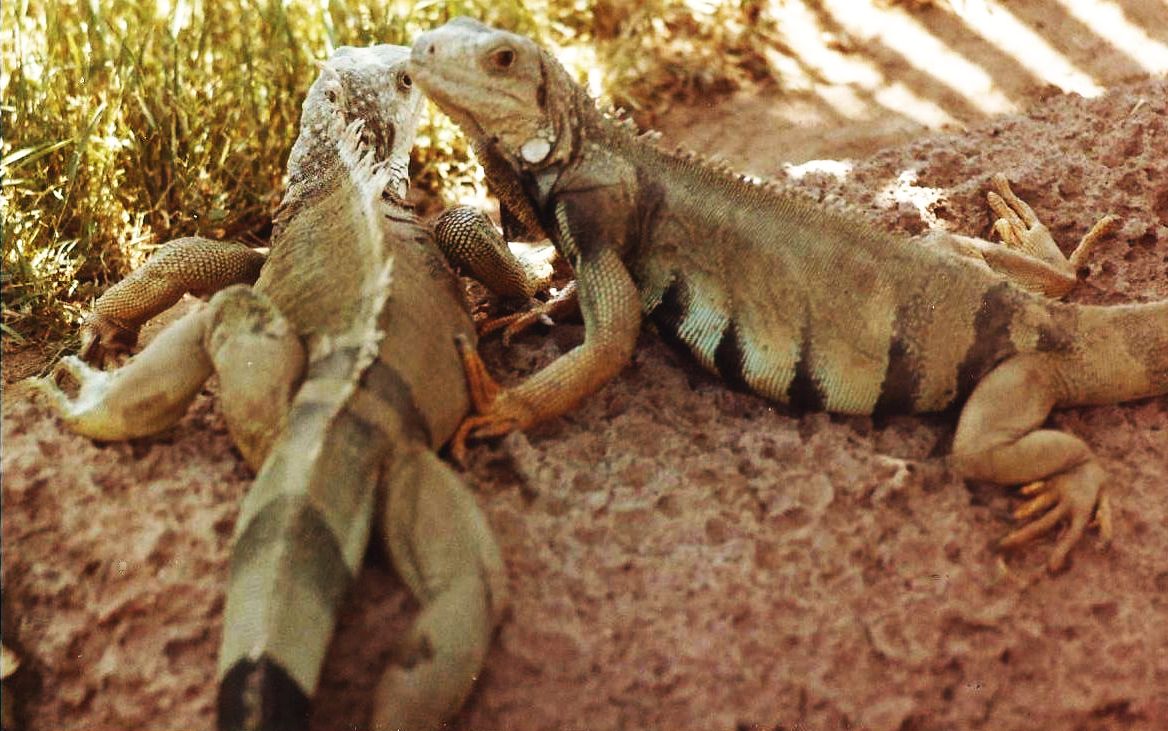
[206,286,306,470]
[951,354,1111,572]
[81,236,265,367]
[33,304,217,440]
[374,447,506,731]
[36,286,303,467]
[928,175,1118,299]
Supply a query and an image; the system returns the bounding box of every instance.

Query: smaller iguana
[409,17,1168,571]
[35,45,526,731]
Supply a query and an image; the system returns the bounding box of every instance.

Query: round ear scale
[520,136,552,164]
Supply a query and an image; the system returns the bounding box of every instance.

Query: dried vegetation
[1,0,777,347]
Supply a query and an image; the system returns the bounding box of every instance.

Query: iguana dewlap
[36,45,513,731]
[410,17,1168,572]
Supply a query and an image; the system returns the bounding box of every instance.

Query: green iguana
[409,17,1168,572]
[35,45,518,730]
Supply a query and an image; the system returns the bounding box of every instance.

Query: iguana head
[287,44,423,200]
[409,17,585,174]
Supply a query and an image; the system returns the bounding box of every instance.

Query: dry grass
[1,0,776,346]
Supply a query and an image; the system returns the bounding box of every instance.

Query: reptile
[409,17,1168,572]
[35,45,517,730]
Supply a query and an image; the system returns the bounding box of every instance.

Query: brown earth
[4,9,1168,731]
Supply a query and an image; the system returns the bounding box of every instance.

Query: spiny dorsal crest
[338,116,397,207]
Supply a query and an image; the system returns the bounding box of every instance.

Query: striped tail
[1056,300,1168,407]
[216,365,387,731]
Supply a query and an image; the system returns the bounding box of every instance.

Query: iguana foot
[479,280,578,345]
[449,334,531,464]
[982,173,1119,298]
[998,463,1113,572]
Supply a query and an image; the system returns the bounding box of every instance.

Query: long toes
[987,192,1026,232]
[469,415,520,442]
[501,313,541,346]
[448,418,480,467]
[999,502,1069,550]
[448,414,516,466]
[454,334,500,411]
[992,218,1020,247]
[1048,504,1093,573]
[1013,490,1058,520]
[1019,480,1046,496]
[1093,493,1114,545]
[990,174,1039,225]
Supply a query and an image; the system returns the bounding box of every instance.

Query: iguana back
[409,17,1167,571]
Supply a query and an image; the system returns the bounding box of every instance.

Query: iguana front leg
[450,235,641,462]
[951,353,1111,572]
[374,447,506,730]
[80,236,265,367]
[926,175,1118,299]
[434,205,574,341]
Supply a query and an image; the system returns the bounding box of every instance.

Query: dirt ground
[4,3,1168,730]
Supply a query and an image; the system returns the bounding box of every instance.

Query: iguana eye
[489,47,515,70]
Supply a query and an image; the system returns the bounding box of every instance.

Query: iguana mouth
[408,62,483,137]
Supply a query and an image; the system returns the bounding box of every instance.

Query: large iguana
[35,45,516,731]
[409,17,1168,572]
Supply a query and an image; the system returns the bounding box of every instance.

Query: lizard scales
[410,17,1168,571]
[38,45,508,731]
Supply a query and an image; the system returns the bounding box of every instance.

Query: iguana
[409,17,1168,572]
[35,45,517,731]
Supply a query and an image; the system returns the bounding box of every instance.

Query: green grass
[1,0,775,345]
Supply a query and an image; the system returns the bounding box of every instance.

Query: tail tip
[217,657,311,731]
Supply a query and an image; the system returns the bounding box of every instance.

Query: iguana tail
[1053,300,1168,407]
[216,359,388,731]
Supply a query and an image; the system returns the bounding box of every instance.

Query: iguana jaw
[410,17,569,171]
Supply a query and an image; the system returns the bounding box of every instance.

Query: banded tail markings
[218,657,311,731]
[219,492,355,693]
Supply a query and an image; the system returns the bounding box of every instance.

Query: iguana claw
[998,465,1112,572]
[449,334,528,464]
[478,280,579,345]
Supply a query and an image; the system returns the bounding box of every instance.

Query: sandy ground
[4,8,1168,731]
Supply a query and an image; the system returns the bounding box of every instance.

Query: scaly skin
[35,45,508,731]
[410,17,1168,571]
